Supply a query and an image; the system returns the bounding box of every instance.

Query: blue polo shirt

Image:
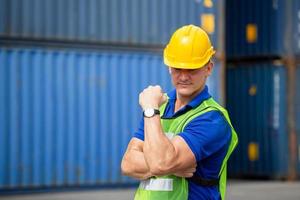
[133,86,231,200]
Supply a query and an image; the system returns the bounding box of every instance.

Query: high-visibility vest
[134,97,238,200]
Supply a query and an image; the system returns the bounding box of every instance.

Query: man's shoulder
[188,109,227,127]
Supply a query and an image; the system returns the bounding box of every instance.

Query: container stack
[226,0,300,179]
[296,64,300,175]
[0,0,225,191]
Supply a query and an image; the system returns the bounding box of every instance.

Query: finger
[158,85,163,92]
[180,172,193,178]
[184,169,195,174]
[184,166,196,173]
[190,166,196,171]
[153,85,163,92]
[138,93,143,104]
[162,94,168,102]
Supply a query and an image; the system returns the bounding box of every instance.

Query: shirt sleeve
[178,110,232,162]
[133,117,145,141]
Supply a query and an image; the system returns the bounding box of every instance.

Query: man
[121,25,238,200]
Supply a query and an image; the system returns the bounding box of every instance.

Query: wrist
[143,108,160,118]
[142,104,159,110]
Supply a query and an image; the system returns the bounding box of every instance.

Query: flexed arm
[139,85,197,176]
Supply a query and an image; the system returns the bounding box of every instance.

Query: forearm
[121,148,153,180]
[143,115,177,175]
[139,85,196,176]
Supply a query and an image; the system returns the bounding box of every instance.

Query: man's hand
[173,163,197,177]
[139,85,167,110]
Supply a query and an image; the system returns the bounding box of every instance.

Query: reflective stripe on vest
[139,178,173,191]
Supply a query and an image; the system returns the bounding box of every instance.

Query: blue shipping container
[226,62,288,178]
[296,66,300,176]
[207,58,224,103]
[0,0,222,51]
[0,47,223,190]
[226,0,300,58]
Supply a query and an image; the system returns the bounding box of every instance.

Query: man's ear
[168,67,172,74]
[206,62,213,76]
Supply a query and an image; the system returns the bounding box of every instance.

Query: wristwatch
[143,108,160,118]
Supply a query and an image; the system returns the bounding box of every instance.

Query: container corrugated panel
[207,58,223,103]
[226,63,288,178]
[0,47,223,190]
[226,0,300,58]
[0,0,221,50]
[296,66,300,175]
[291,1,300,56]
[0,47,170,189]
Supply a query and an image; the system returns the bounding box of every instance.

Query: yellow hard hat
[164,24,215,69]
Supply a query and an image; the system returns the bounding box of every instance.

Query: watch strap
[143,108,160,118]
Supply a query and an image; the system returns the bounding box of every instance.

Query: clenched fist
[139,85,167,110]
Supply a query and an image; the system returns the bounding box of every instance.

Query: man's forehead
[168,61,211,71]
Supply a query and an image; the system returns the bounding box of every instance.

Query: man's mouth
[178,82,192,86]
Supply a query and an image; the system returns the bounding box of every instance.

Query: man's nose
[178,70,190,80]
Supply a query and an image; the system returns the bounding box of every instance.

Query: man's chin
[177,88,193,97]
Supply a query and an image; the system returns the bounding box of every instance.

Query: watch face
[144,108,155,117]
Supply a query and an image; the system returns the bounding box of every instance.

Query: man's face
[169,62,213,98]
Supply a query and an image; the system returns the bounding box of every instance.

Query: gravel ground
[1,180,300,200]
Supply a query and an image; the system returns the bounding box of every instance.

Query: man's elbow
[121,158,131,176]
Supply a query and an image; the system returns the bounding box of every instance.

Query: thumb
[162,93,168,103]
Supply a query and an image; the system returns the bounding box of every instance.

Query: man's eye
[189,69,198,73]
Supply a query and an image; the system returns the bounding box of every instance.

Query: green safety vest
[134,97,238,200]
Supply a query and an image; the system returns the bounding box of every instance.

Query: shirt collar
[163,85,211,118]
